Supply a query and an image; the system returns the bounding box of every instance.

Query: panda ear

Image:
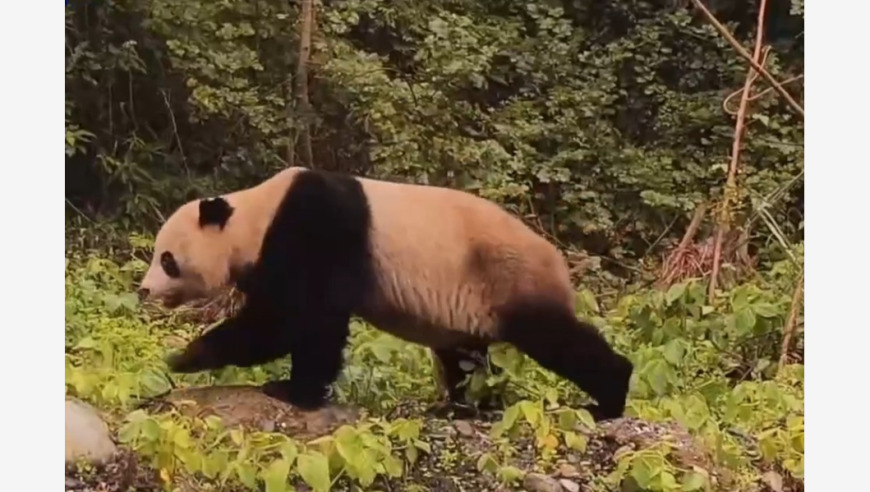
[198,197,234,230]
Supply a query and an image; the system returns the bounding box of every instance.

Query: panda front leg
[167,309,293,373]
[261,311,351,410]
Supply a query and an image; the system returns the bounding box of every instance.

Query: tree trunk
[295,0,314,167]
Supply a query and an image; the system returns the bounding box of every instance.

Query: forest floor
[64,254,804,492]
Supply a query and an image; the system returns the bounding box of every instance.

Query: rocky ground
[65,385,803,492]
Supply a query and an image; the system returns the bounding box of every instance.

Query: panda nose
[137,288,150,301]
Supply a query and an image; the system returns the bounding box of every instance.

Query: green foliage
[65,247,803,490]
[65,0,804,266]
[116,409,427,491]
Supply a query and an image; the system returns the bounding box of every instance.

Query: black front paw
[581,403,624,423]
[165,344,217,373]
[262,379,330,410]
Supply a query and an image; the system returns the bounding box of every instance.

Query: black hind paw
[262,380,330,410]
[582,403,625,423]
[425,400,480,419]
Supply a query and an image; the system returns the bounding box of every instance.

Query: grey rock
[453,420,474,437]
[559,478,580,492]
[65,398,116,464]
[762,470,784,492]
[523,473,562,492]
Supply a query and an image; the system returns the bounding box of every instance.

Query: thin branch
[708,0,769,302]
[677,202,708,251]
[724,72,804,116]
[778,268,804,371]
[689,0,804,119]
[722,46,770,116]
[160,89,191,181]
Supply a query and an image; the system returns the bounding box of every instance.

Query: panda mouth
[161,293,185,309]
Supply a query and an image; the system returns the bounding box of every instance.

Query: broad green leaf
[497,465,526,483]
[298,452,331,492]
[681,470,707,491]
[575,408,596,430]
[564,431,588,452]
[280,441,298,464]
[645,360,671,396]
[519,400,541,426]
[629,457,658,488]
[666,283,687,305]
[383,454,404,477]
[413,439,431,454]
[752,302,780,318]
[172,427,191,448]
[235,462,258,489]
[261,457,291,492]
[734,308,756,335]
[405,445,418,465]
[658,471,678,490]
[477,453,498,473]
[141,418,161,441]
[558,409,576,430]
[501,403,521,429]
[662,339,686,366]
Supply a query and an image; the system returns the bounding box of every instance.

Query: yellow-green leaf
[298,452,331,492]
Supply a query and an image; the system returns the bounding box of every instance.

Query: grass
[64,242,804,492]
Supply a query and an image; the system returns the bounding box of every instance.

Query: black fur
[498,299,633,421]
[169,169,375,410]
[198,197,235,229]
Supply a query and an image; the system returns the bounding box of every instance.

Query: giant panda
[138,167,633,421]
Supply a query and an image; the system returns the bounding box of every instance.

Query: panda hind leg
[428,342,503,418]
[262,311,351,411]
[499,300,633,422]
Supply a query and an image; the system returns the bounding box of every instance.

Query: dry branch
[688,0,804,118]
[707,0,769,302]
[778,268,804,371]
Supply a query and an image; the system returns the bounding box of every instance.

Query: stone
[453,420,475,437]
[143,384,362,440]
[65,398,117,464]
[522,473,562,492]
[559,478,580,492]
[762,470,784,492]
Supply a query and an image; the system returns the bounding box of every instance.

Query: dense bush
[65,0,803,267]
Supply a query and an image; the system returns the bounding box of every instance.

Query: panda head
[139,196,246,308]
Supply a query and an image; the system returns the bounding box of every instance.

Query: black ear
[198,197,234,229]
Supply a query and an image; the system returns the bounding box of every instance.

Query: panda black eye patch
[160,251,181,278]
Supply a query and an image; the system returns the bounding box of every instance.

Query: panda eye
[160,252,181,278]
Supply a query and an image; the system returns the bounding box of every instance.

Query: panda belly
[356,306,476,349]
[355,271,499,349]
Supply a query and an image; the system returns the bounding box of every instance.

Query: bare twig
[778,268,804,371]
[708,0,769,302]
[722,46,770,116]
[689,0,804,118]
[724,72,804,116]
[160,89,190,180]
[677,202,708,251]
